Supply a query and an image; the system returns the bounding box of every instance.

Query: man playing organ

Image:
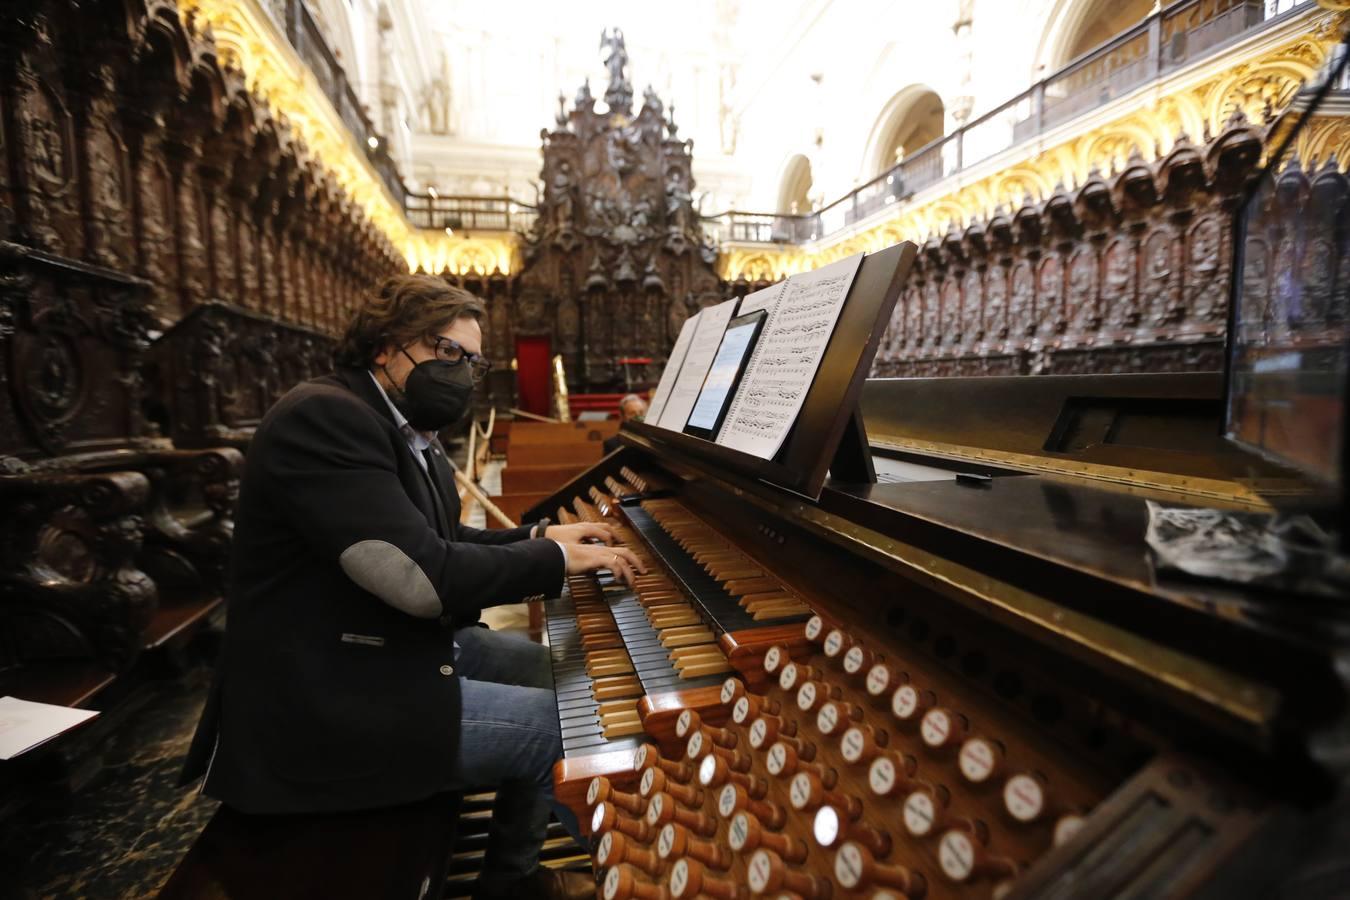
[180,274,642,900]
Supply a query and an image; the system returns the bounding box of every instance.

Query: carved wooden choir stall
[870,120,1265,377]
[0,0,398,722]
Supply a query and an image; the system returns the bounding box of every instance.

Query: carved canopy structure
[504,31,725,391]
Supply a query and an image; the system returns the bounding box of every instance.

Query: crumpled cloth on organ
[1145,501,1349,598]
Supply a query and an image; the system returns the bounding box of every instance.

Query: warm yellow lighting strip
[402,232,517,277]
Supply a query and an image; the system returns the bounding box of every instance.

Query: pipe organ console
[532,370,1346,899]
[546,469,811,763]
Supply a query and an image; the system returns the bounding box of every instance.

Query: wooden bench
[157,794,462,900]
[505,442,604,467]
[500,464,588,495]
[504,421,617,447]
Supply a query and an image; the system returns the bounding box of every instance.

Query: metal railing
[260,0,408,205]
[706,0,1312,245]
[403,195,539,234]
[700,212,820,245]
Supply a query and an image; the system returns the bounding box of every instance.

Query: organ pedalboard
[533,444,1343,899]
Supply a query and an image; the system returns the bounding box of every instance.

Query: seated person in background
[603,392,649,454]
[180,274,643,900]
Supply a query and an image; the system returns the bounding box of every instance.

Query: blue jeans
[449,625,584,887]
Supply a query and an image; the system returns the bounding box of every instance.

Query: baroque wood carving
[0,0,401,676]
[512,33,725,389]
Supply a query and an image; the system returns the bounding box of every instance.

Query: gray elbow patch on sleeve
[338,540,443,618]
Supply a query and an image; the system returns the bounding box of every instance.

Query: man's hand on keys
[546,522,617,546]
[564,543,645,588]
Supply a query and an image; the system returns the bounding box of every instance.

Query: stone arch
[1080,123,1160,176]
[739,254,777,282]
[1202,43,1323,135]
[990,166,1054,209]
[1303,117,1350,168]
[927,199,969,237]
[860,85,946,180]
[776,154,813,215]
[449,243,495,276]
[1036,0,1156,73]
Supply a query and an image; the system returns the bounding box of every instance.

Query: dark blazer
[180,366,564,814]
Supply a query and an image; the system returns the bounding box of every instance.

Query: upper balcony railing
[404,194,540,234]
[704,0,1313,247]
[259,0,408,206]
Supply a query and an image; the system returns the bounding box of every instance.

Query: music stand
[625,241,917,500]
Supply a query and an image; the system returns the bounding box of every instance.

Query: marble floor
[0,667,220,900]
[0,599,540,900]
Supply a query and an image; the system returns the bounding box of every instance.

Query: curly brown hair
[334,274,486,368]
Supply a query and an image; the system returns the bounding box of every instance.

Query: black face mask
[387,350,476,432]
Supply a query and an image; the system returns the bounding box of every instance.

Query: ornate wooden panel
[0,242,155,460]
[1101,235,1138,333]
[9,21,84,259]
[1066,245,1099,338]
[1037,254,1064,339]
[960,267,982,354]
[150,301,334,449]
[1140,227,1180,327]
[983,262,1008,351]
[1185,213,1226,326]
[1009,261,1035,344]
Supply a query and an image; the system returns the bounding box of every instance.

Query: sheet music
[736,281,787,317]
[0,696,99,760]
[713,283,785,441]
[716,253,865,459]
[644,312,700,424]
[654,297,740,431]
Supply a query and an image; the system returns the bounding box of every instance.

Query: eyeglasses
[429,335,491,382]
